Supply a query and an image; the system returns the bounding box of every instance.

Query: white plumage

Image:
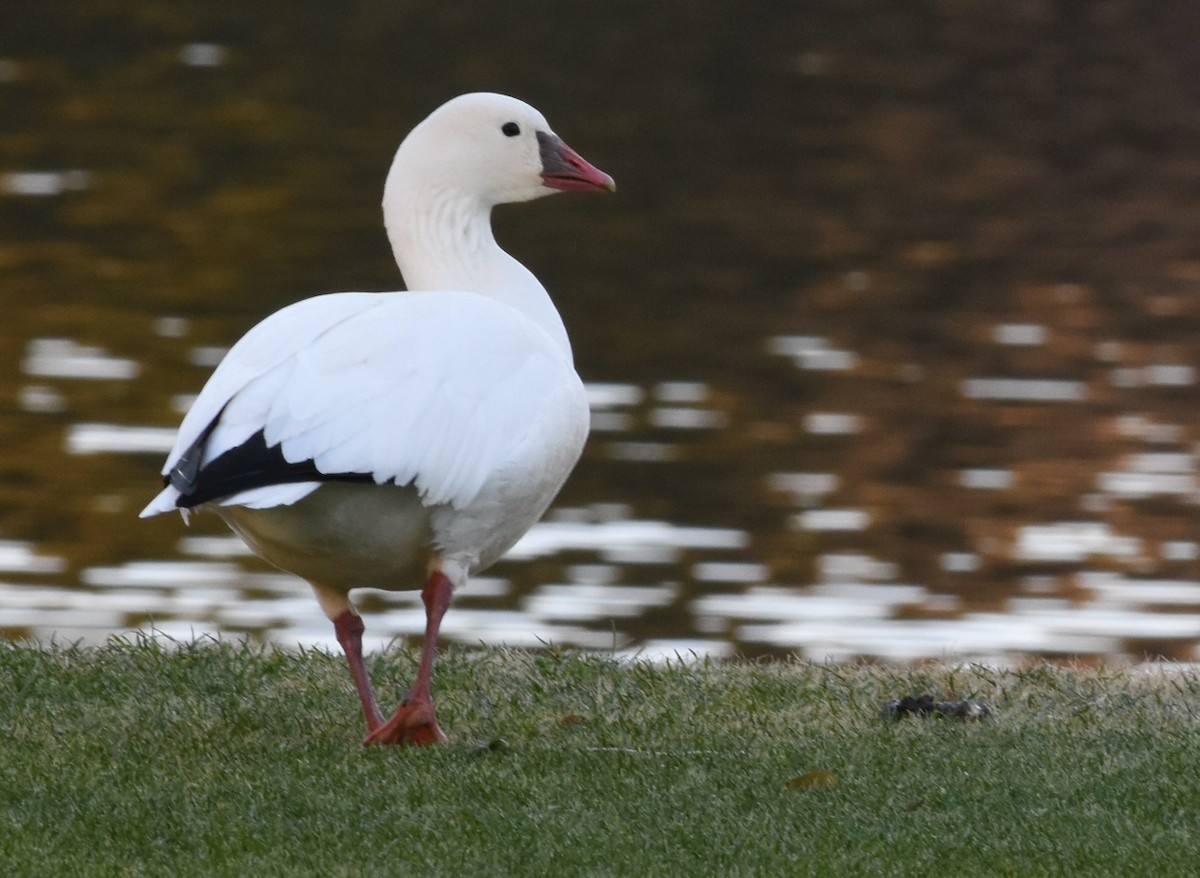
[143,291,583,514]
[140,92,614,745]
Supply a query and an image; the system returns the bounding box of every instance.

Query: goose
[140,92,614,745]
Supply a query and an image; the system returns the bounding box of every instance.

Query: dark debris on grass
[883,694,993,721]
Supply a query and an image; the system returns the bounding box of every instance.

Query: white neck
[382,176,573,359]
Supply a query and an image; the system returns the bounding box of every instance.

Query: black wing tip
[171,428,375,508]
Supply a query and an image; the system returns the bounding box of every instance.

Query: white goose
[141,93,614,745]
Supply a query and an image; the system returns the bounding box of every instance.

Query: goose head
[384,92,614,210]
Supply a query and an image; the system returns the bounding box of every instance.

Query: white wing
[141,290,587,516]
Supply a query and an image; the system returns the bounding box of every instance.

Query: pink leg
[333,610,385,731]
[363,571,452,746]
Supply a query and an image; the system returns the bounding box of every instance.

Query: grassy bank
[1,638,1197,876]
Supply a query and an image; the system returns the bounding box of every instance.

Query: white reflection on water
[803,412,860,435]
[0,541,66,574]
[768,335,859,371]
[792,509,870,532]
[590,411,634,432]
[2,170,90,197]
[738,613,1119,663]
[584,382,642,432]
[696,583,925,625]
[82,560,252,589]
[940,552,982,573]
[962,377,1087,402]
[153,316,190,338]
[188,346,228,368]
[19,385,67,413]
[959,468,1014,490]
[654,381,709,403]
[22,338,138,380]
[993,323,1047,346]
[66,424,177,455]
[1113,414,1183,444]
[692,562,770,583]
[507,517,749,561]
[648,406,726,430]
[818,553,897,581]
[1078,572,1200,606]
[525,582,678,620]
[766,472,839,504]
[1098,452,1197,500]
[179,43,226,68]
[1143,364,1195,387]
[585,382,644,408]
[1161,542,1200,562]
[178,535,254,558]
[1013,522,1141,563]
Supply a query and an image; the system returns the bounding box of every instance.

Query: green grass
[1,638,1198,877]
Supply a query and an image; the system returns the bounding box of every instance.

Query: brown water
[4,1,1200,664]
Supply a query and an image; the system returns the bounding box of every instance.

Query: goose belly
[218,482,434,592]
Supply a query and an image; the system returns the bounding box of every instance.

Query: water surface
[3,2,1200,664]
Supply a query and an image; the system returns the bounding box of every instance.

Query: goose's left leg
[364,569,452,746]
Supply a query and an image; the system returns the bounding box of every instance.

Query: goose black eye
[501,121,520,137]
